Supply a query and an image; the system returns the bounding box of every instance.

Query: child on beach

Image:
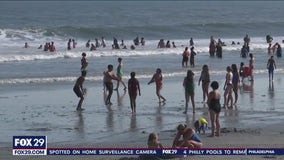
[114,57,127,90]
[207,81,221,137]
[103,64,119,105]
[81,52,88,71]
[172,124,202,148]
[183,70,195,114]
[147,132,164,148]
[128,72,141,114]
[73,70,87,111]
[198,65,210,103]
[148,68,166,103]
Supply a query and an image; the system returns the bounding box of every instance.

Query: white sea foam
[1,68,282,85]
[0,36,283,62]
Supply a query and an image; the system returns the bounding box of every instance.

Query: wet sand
[0,74,284,159]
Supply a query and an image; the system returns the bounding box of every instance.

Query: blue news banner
[13,136,284,156]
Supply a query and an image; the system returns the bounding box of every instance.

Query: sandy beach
[1,73,284,160]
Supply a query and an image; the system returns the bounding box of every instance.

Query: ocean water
[1,1,284,81]
[1,1,284,85]
[1,1,284,145]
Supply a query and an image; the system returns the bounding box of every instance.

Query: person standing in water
[207,81,221,137]
[114,57,127,90]
[223,66,233,109]
[190,37,194,46]
[73,71,87,111]
[182,47,190,67]
[103,65,119,105]
[183,70,196,114]
[148,68,166,103]
[198,65,210,103]
[249,53,255,81]
[267,56,276,81]
[128,72,141,114]
[231,64,240,106]
[67,39,72,50]
[189,46,197,67]
[81,52,88,71]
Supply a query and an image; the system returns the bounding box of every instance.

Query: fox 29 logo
[13,136,46,149]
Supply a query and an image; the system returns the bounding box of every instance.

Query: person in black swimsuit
[207,81,221,137]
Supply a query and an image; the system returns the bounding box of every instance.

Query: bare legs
[223,86,233,109]
[76,97,84,110]
[184,92,195,114]
[115,78,127,90]
[202,83,209,102]
[156,87,166,103]
[129,95,137,114]
[209,109,220,137]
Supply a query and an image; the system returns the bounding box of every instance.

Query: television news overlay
[13,136,47,155]
[46,148,284,155]
[12,136,284,156]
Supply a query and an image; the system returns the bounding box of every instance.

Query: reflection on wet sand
[74,111,84,136]
[116,90,126,110]
[130,115,137,131]
[268,81,275,110]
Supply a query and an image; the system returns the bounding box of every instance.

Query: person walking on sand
[128,72,141,114]
[183,70,195,114]
[267,56,276,81]
[103,64,119,105]
[114,57,127,90]
[231,64,240,106]
[249,53,254,81]
[182,47,190,67]
[81,52,88,71]
[198,65,210,103]
[223,66,233,109]
[207,81,221,137]
[73,70,87,111]
[148,68,166,103]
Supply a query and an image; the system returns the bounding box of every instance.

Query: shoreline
[1,74,284,159]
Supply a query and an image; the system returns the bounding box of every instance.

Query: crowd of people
[69,35,280,151]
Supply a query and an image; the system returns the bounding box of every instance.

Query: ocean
[1,1,284,145]
[1,1,284,84]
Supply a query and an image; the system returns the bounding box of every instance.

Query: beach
[1,74,284,159]
[1,1,284,159]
